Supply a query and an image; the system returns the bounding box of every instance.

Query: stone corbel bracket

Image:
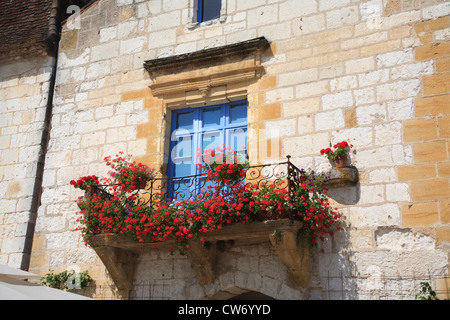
[86,234,138,298]
[269,224,311,288]
[323,166,359,188]
[144,37,270,107]
[184,240,219,285]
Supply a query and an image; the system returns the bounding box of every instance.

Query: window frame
[167,100,247,197]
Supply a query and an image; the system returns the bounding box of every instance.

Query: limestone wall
[0,54,55,269]
[25,0,450,299]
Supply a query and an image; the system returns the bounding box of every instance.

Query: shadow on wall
[326,181,361,205]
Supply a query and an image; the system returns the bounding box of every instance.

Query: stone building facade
[1,0,449,299]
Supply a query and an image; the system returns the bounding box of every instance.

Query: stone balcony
[85,219,306,295]
[82,157,358,297]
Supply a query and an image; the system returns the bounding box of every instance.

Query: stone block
[356,144,412,168]
[415,16,449,34]
[120,36,147,55]
[91,41,119,62]
[86,60,111,79]
[436,226,450,244]
[315,109,345,130]
[345,107,357,128]
[386,183,410,202]
[118,20,138,39]
[362,39,402,57]
[248,103,281,123]
[60,29,78,52]
[293,14,326,36]
[279,0,317,21]
[356,103,387,125]
[403,118,438,142]
[377,48,413,67]
[342,32,388,51]
[99,26,117,43]
[423,72,450,96]
[391,60,434,80]
[415,94,450,117]
[402,202,439,226]
[410,179,450,201]
[297,115,314,135]
[398,163,436,181]
[283,132,328,158]
[436,55,450,72]
[376,79,420,102]
[296,80,329,99]
[369,167,396,184]
[438,162,450,177]
[349,203,401,227]
[59,48,90,68]
[415,41,450,61]
[354,87,375,105]
[330,75,358,91]
[251,75,277,91]
[247,4,278,28]
[439,199,450,224]
[413,141,447,163]
[422,2,450,20]
[265,87,294,103]
[358,69,389,88]
[278,68,318,87]
[265,118,296,137]
[345,57,375,74]
[331,126,373,148]
[321,90,353,110]
[375,121,402,145]
[326,6,359,29]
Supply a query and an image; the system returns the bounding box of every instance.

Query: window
[197,0,222,22]
[168,100,247,199]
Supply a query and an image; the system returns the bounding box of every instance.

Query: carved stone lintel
[144,37,270,107]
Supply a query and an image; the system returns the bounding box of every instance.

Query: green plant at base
[271,229,282,245]
[40,269,92,291]
[415,282,438,300]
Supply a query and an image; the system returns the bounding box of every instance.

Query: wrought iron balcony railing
[89,156,326,207]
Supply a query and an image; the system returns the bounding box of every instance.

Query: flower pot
[85,185,94,197]
[334,156,348,168]
[254,209,290,221]
[134,180,147,190]
[254,210,273,221]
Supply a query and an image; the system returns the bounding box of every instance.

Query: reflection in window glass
[198,0,221,22]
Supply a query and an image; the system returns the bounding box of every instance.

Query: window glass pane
[174,162,191,177]
[229,128,247,152]
[201,0,221,22]
[202,107,221,128]
[173,136,192,159]
[229,103,247,124]
[202,130,222,154]
[176,111,194,131]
